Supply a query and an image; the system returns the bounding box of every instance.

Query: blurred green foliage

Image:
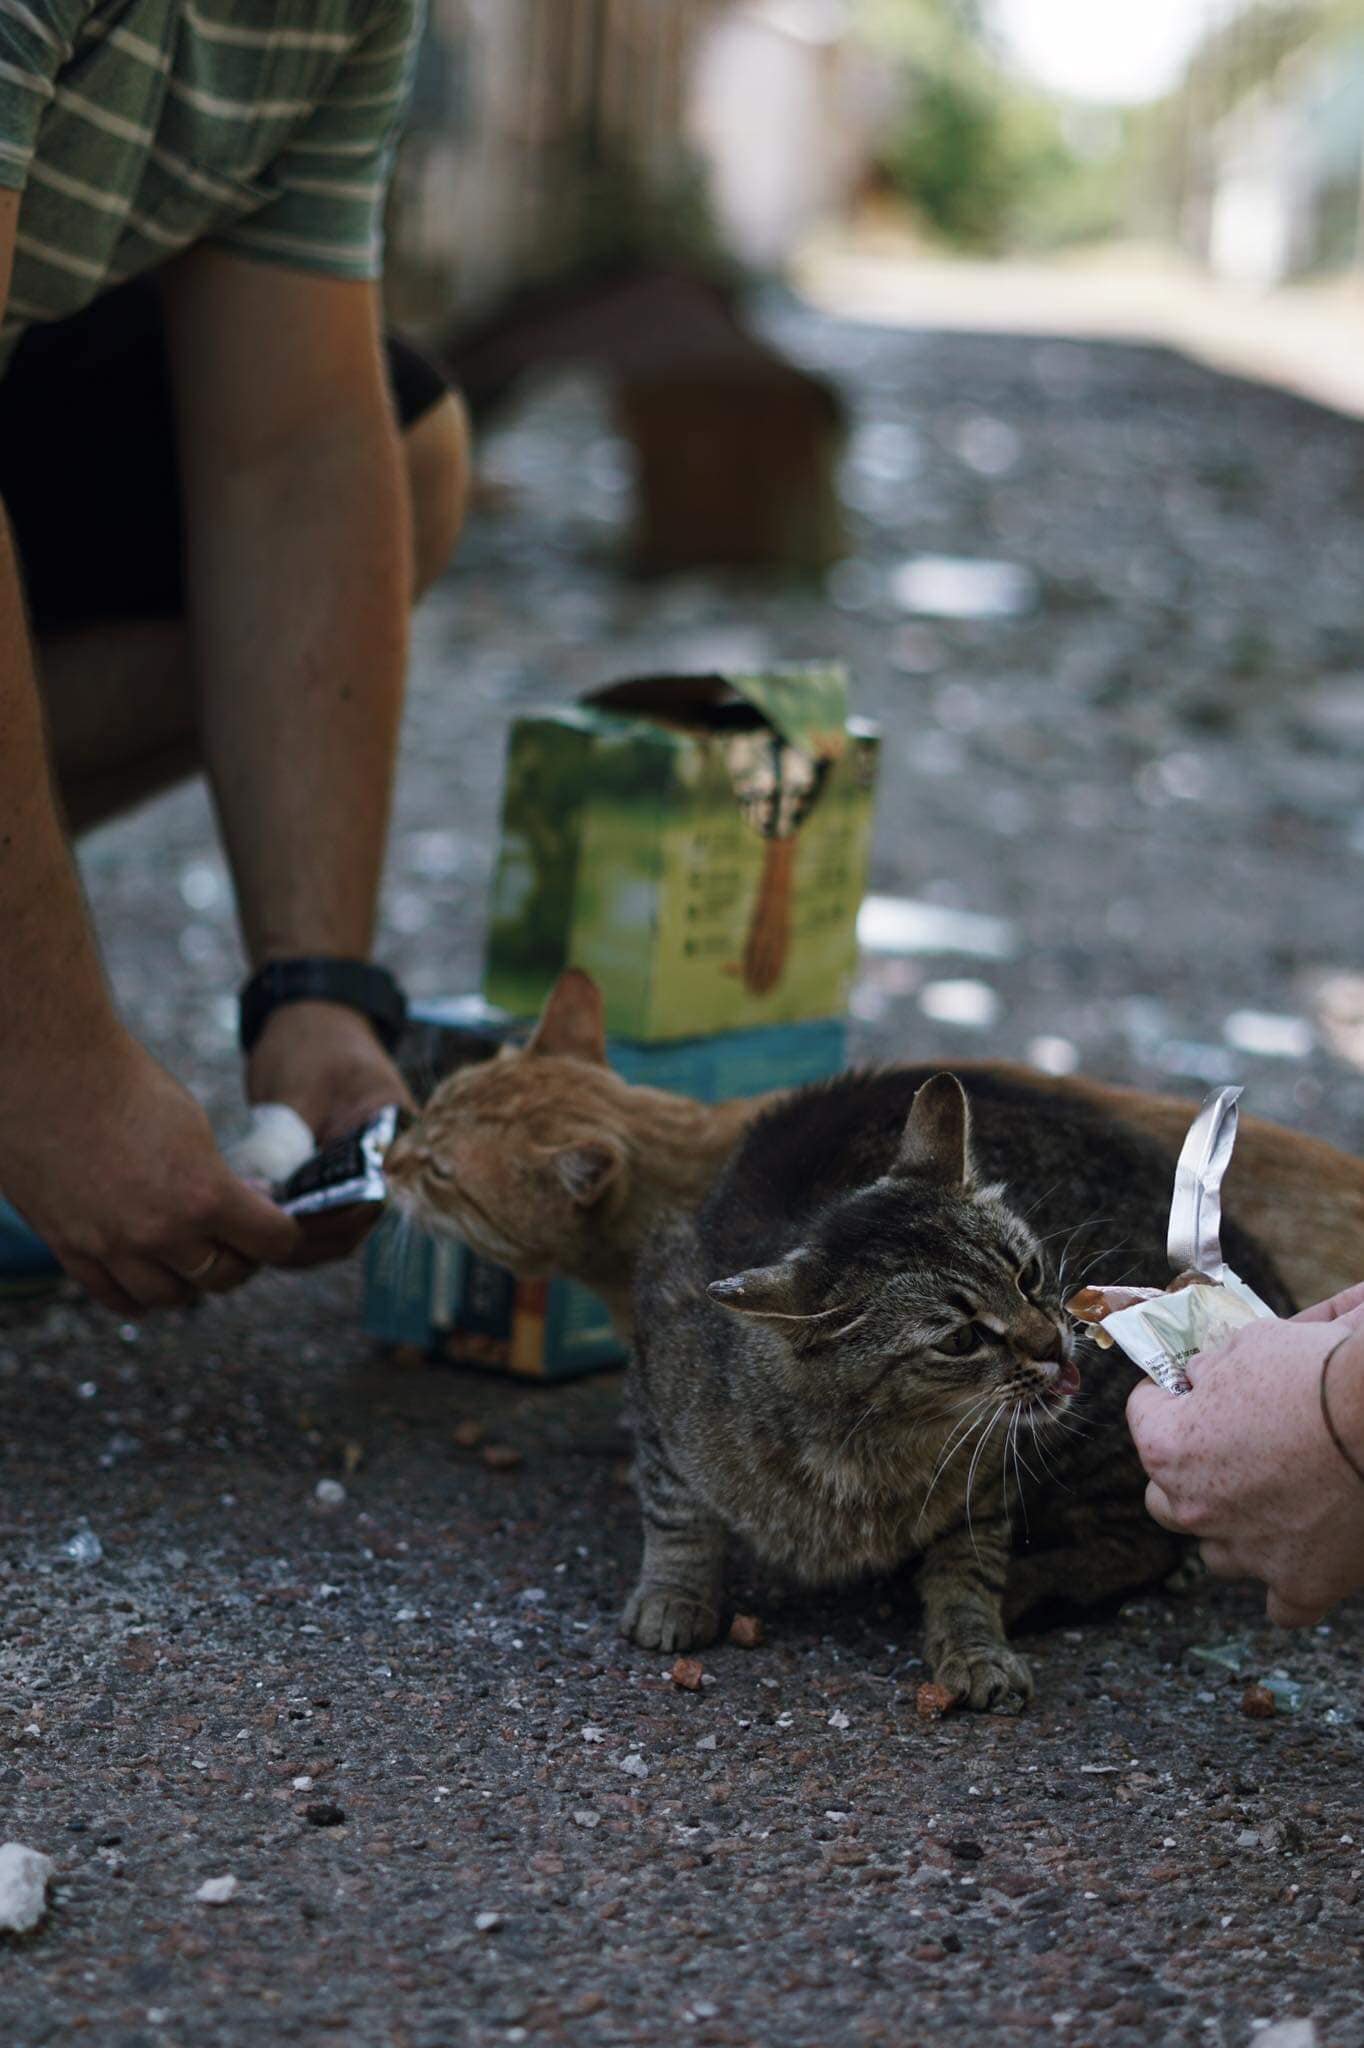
[855,0,1122,252]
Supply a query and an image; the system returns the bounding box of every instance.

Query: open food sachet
[228,1103,406,1217]
[1064,1086,1278,1394]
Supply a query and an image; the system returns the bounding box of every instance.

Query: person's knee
[404,389,471,598]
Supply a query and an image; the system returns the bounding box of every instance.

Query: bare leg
[42,390,471,836]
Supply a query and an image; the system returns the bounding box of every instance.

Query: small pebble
[474,1910,503,1933]
[194,1875,238,1906]
[313,1479,346,1508]
[728,1613,764,1649]
[671,1657,704,1693]
[0,1843,56,1933]
[481,1444,523,1473]
[452,1419,485,1450]
[1242,1683,1277,1720]
[915,1682,957,1720]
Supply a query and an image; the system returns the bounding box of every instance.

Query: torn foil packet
[1065,1086,1277,1395]
[273,1105,407,1218]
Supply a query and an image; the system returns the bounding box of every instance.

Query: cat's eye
[424,1159,453,1182]
[938,1323,984,1357]
[1018,1255,1045,1297]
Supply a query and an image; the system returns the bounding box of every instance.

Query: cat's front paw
[933,1643,1033,1715]
[621,1583,720,1654]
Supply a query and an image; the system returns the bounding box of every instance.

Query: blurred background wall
[385,1,1364,416]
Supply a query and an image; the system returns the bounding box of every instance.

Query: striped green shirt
[0,0,423,364]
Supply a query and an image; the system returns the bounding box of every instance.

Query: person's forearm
[184,416,412,967]
[0,509,121,1095]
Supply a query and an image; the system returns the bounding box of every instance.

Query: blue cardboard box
[364,1002,847,1380]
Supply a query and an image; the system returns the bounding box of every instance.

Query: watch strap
[239,958,408,1056]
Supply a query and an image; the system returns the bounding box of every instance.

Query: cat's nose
[1018,1308,1063,1362]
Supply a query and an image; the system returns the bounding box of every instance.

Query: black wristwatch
[239,957,409,1056]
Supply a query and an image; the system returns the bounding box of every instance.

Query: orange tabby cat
[386,970,1364,1326]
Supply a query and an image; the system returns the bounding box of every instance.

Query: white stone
[314,1479,347,1508]
[474,1910,502,1933]
[194,1876,239,1906]
[0,1843,55,1933]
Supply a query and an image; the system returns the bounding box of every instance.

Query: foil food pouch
[274,1105,406,1218]
[1066,1087,1278,1394]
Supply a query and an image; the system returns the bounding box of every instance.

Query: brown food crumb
[915,1682,958,1721]
[1241,1683,1277,1720]
[671,1656,705,1692]
[728,1613,765,1649]
[481,1443,523,1473]
[452,1419,485,1450]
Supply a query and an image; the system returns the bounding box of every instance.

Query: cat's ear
[893,1073,975,1188]
[554,1138,623,1207]
[708,1250,811,1320]
[526,969,607,1065]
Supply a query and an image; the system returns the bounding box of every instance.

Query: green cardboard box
[364,1004,848,1380]
[484,667,878,1041]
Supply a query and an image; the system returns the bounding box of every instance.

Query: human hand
[0,1026,299,1315]
[245,1001,414,1268]
[1292,1280,1364,1326]
[1127,1311,1364,1627]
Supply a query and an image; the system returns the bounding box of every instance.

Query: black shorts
[0,278,450,634]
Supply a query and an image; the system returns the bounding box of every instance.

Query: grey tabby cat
[625,1067,1293,1710]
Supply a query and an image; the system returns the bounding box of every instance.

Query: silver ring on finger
[186,1249,221,1286]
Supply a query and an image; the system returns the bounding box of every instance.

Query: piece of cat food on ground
[915,1682,958,1720]
[1241,1683,1277,1720]
[671,1657,705,1692]
[481,1443,523,1473]
[728,1613,765,1649]
[452,1419,485,1450]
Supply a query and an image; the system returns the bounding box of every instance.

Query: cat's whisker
[915,1393,997,1524]
[1008,1414,1048,1490]
[1025,1410,1074,1492]
[1032,1210,1115,1251]
[1015,1176,1068,1224]
[1071,1238,1132,1285]
[1004,1408,1030,1539]
[750,1302,854,1325]
[963,1402,1008,1558]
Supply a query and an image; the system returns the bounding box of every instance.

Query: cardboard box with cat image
[364,994,848,1380]
[484,665,879,1041]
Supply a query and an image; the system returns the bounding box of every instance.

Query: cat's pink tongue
[1054,1358,1082,1398]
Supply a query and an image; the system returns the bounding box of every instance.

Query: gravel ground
[3,301,1363,2046]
